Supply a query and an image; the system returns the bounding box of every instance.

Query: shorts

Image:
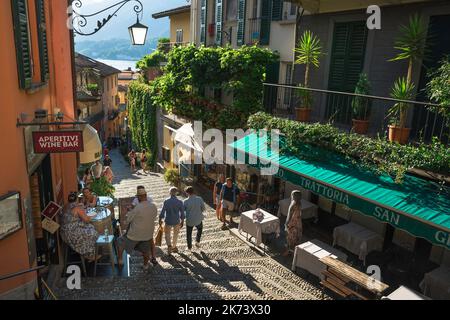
[118,235,151,255]
[222,200,235,211]
[215,194,221,205]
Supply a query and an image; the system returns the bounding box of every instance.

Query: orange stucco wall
[0,0,77,296]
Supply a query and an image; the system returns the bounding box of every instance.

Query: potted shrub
[90,176,115,198]
[87,83,99,96]
[387,77,415,144]
[351,73,372,134]
[164,168,181,189]
[388,14,428,143]
[294,30,323,122]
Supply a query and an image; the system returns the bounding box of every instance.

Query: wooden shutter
[260,0,272,45]
[328,21,367,92]
[215,0,223,45]
[327,21,368,123]
[11,0,32,89]
[36,0,49,82]
[200,0,207,45]
[237,0,246,46]
[272,0,283,21]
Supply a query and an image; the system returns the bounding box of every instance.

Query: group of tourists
[117,185,207,270]
[128,149,149,174]
[82,153,115,188]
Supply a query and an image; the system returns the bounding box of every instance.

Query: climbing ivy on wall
[127,81,158,167]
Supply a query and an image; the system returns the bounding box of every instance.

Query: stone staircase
[54,150,328,300]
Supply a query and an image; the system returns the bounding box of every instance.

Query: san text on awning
[229,133,450,249]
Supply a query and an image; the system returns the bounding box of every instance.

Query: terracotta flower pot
[352,119,370,135]
[295,107,312,122]
[388,125,411,144]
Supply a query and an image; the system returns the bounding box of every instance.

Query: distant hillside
[75,38,159,61]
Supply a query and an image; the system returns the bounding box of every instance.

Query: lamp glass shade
[128,20,148,45]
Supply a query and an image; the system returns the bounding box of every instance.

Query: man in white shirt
[90,160,103,179]
[117,187,158,270]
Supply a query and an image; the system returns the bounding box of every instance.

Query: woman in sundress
[60,192,100,261]
[283,190,303,256]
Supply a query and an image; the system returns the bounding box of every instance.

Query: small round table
[88,208,113,235]
[97,196,115,218]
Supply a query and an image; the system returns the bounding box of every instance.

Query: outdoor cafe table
[419,266,450,300]
[292,239,348,280]
[333,222,383,265]
[383,285,430,300]
[277,198,318,221]
[88,207,113,235]
[239,209,280,247]
[97,196,115,218]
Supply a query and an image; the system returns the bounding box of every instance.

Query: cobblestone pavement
[56,149,329,300]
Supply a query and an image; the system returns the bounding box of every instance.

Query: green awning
[230,133,450,249]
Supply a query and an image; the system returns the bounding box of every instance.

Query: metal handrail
[263,83,442,108]
[0,265,46,282]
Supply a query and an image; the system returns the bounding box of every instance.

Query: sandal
[151,257,158,266]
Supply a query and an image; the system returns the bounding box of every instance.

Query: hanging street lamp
[70,0,149,45]
[128,17,148,46]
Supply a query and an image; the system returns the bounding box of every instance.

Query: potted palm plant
[388,14,428,143]
[294,30,323,122]
[351,73,372,134]
[388,77,415,144]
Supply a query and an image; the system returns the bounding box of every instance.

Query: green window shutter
[327,21,368,123]
[11,0,32,89]
[260,0,272,45]
[215,0,223,46]
[200,0,207,45]
[36,0,49,82]
[328,21,367,92]
[272,0,283,21]
[237,0,246,46]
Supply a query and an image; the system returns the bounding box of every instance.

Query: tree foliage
[150,45,279,129]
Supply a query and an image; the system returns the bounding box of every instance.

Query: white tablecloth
[277,198,319,220]
[419,266,450,300]
[292,239,347,280]
[385,286,429,300]
[239,209,280,246]
[333,222,383,263]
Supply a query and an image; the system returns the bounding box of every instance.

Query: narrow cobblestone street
[56,149,328,300]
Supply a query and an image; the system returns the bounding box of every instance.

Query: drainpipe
[290,6,305,85]
[67,0,81,169]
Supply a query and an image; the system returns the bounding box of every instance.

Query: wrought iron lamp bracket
[71,0,144,36]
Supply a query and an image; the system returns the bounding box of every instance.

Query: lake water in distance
[97,59,139,72]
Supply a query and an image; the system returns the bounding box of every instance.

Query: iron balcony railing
[263,83,449,145]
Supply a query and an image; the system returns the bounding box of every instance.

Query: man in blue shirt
[159,187,184,255]
[183,187,206,251]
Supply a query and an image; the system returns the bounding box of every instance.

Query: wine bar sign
[32,131,84,154]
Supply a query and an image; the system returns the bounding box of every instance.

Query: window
[290,3,297,16]
[236,0,246,46]
[200,0,207,44]
[226,0,237,21]
[176,29,184,43]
